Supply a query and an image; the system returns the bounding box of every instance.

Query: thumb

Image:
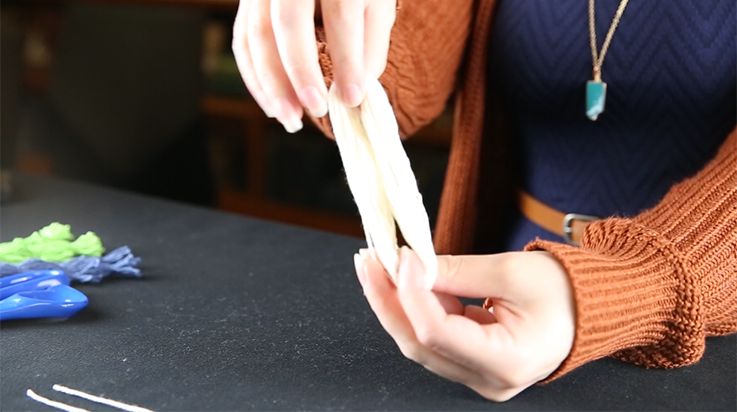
[432,252,518,299]
[396,246,429,292]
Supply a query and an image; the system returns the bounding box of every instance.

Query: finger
[354,252,485,385]
[396,248,515,372]
[248,0,304,133]
[321,0,365,106]
[463,305,497,325]
[271,0,329,118]
[364,0,396,79]
[232,0,276,118]
[436,292,464,316]
[356,250,421,343]
[357,249,462,315]
[432,253,522,299]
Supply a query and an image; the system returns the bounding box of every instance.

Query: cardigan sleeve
[307,0,474,139]
[525,127,737,382]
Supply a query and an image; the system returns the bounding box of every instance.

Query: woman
[232,0,736,401]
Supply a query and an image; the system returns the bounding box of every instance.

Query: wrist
[526,218,705,381]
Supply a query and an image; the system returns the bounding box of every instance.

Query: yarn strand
[26,389,91,412]
[53,385,155,412]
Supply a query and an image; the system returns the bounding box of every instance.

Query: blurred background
[1,0,453,238]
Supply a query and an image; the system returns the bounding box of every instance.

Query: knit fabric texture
[527,130,736,380]
[310,0,737,380]
[489,0,736,251]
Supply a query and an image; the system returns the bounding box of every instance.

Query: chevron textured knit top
[489,0,736,251]
[311,0,737,381]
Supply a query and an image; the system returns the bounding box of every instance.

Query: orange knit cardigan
[311,0,737,380]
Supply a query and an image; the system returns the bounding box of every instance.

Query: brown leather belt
[518,191,599,246]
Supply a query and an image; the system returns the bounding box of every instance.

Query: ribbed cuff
[525,218,706,382]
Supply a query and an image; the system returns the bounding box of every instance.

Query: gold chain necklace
[586,0,630,121]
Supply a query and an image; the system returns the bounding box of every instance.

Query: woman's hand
[232,0,397,133]
[353,247,576,402]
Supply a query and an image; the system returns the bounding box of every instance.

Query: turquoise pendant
[586,80,607,121]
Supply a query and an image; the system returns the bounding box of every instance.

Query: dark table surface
[1,173,735,411]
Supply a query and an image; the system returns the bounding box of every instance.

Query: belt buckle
[562,213,599,246]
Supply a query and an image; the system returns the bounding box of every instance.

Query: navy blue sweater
[488,0,737,251]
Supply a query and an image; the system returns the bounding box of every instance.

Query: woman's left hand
[353,247,575,402]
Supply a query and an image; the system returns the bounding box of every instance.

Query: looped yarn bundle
[0,223,104,263]
[0,247,141,283]
[328,77,437,289]
[0,223,141,283]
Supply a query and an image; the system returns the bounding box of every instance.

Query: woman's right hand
[232,0,397,133]
[354,247,576,401]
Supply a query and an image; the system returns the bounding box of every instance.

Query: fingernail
[359,247,379,262]
[353,253,366,287]
[298,86,328,118]
[274,97,304,133]
[342,84,364,107]
[397,246,422,291]
[263,106,277,118]
[252,90,276,118]
[281,117,303,133]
